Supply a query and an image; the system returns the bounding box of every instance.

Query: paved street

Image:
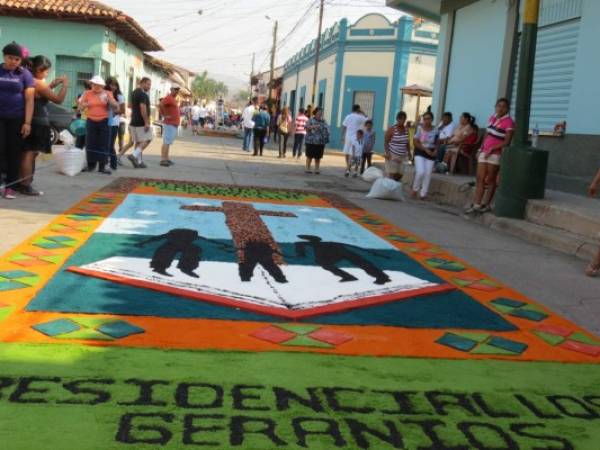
[2,131,598,335]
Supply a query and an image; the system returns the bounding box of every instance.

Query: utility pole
[249,52,255,101]
[268,20,278,105]
[495,0,549,219]
[311,0,325,106]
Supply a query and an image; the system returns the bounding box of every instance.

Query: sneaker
[20,185,43,196]
[344,171,350,178]
[479,204,491,213]
[167,160,175,166]
[98,168,112,175]
[127,155,140,168]
[2,188,17,199]
[160,160,170,167]
[465,204,482,214]
[138,161,147,169]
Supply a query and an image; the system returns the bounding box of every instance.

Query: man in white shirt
[189,102,202,136]
[198,103,209,127]
[241,97,258,151]
[436,112,455,162]
[342,104,367,170]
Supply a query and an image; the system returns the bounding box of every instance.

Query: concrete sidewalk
[1,132,599,335]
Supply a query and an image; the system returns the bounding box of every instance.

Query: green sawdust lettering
[0,376,591,448]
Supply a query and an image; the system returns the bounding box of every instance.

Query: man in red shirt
[159,85,181,167]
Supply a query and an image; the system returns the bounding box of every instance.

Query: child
[361,120,375,174]
[347,129,364,178]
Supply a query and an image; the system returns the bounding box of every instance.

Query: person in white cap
[78,75,119,174]
[158,84,181,166]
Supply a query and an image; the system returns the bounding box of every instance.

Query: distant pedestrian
[412,111,438,199]
[78,75,119,174]
[360,120,375,174]
[342,104,367,173]
[20,55,68,196]
[190,101,201,135]
[465,98,514,214]
[124,77,153,169]
[241,97,258,152]
[384,111,409,181]
[305,104,313,120]
[105,77,125,171]
[0,42,34,199]
[292,108,308,158]
[585,168,600,277]
[271,105,281,144]
[159,84,181,167]
[252,104,270,156]
[198,103,208,128]
[304,107,329,175]
[347,129,364,178]
[277,106,292,158]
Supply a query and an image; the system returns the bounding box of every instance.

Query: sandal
[585,263,599,277]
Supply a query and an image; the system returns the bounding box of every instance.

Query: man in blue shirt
[253,105,271,156]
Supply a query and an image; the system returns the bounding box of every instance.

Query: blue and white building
[388,0,600,193]
[281,13,439,152]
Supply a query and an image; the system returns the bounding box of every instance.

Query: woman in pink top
[466,98,515,213]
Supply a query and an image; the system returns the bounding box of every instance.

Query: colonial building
[281,13,439,152]
[387,0,600,193]
[0,0,161,109]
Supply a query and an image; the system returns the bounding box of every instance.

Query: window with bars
[353,91,375,119]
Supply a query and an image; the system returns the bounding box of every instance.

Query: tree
[191,71,229,101]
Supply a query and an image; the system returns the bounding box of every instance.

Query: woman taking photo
[277,106,292,158]
[19,55,68,196]
[304,107,329,175]
[412,111,438,200]
[466,98,514,213]
[0,42,34,199]
[78,75,119,174]
[105,77,125,171]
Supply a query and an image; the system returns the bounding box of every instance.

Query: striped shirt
[388,125,409,159]
[482,114,515,154]
[295,114,308,135]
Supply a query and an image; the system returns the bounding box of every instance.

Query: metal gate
[55,55,95,110]
[353,91,375,119]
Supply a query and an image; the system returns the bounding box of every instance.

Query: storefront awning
[385,0,442,22]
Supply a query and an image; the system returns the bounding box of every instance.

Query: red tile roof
[0,0,162,51]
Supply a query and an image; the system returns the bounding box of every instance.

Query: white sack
[362,166,384,183]
[366,177,405,201]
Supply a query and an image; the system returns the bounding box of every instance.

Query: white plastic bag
[362,166,384,183]
[366,177,405,201]
[54,145,86,177]
[59,129,75,148]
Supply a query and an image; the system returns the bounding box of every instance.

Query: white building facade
[281,14,439,152]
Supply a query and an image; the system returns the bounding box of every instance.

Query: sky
[102,0,404,88]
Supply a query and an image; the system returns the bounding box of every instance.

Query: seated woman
[443,112,477,173]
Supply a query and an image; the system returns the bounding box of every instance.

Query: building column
[497,0,520,99]
[433,11,455,119]
[330,18,348,149]
[389,17,413,127]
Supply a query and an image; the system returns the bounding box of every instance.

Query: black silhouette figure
[136,229,202,278]
[239,241,288,283]
[295,235,391,285]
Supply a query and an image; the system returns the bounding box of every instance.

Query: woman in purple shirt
[0,42,34,199]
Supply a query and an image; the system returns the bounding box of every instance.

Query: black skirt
[305,143,325,159]
[24,124,52,153]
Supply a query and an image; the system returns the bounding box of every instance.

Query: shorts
[305,143,325,160]
[24,123,52,153]
[343,141,353,155]
[129,126,153,144]
[385,158,406,176]
[163,124,178,145]
[478,151,501,166]
[191,119,200,126]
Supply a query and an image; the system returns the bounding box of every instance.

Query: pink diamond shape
[309,328,353,346]
[250,326,296,344]
[560,340,600,357]
[534,324,573,338]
